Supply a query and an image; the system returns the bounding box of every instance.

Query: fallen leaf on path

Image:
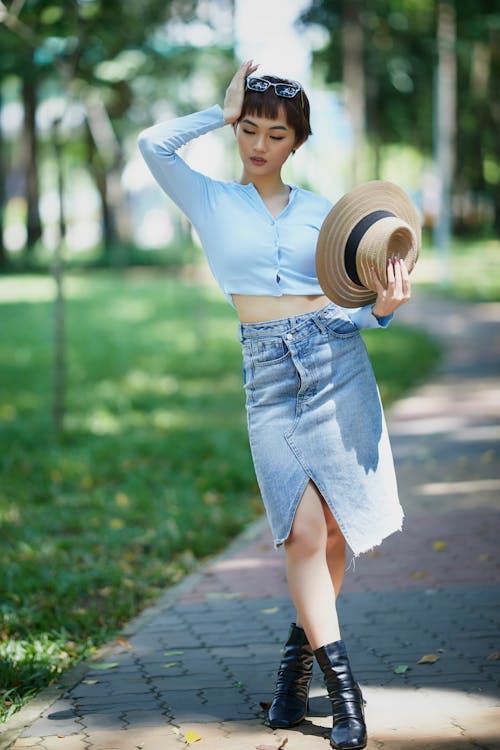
[185,729,202,744]
[487,651,500,661]
[261,606,279,615]
[478,553,492,562]
[256,738,288,750]
[394,664,410,674]
[88,662,119,671]
[164,650,184,657]
[418,653,440,664]
[163,662,179,669]
[432,541,447,551]
[367,549,381,558]
[82,679,100,685]
[410,571,428,579]
[205,592,242,599]
[115,636,132,649]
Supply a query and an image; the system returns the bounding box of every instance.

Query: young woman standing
[138,60,416,750]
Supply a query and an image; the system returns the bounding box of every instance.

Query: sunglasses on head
[246,76,304,107]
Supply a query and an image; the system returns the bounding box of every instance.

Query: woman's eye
[243,129,256,135]
[270,136,285,141]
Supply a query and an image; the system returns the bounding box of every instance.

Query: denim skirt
[238,302,404,556]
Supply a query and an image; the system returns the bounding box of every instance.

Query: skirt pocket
[247,336,290,367]
[325,315,360,339]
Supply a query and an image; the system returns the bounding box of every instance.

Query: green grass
[0,270,440,722]
[419,235,500,302]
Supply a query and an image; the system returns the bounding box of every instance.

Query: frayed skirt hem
[272,514,405,558]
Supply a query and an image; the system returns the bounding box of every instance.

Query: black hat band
[344,210,396,287]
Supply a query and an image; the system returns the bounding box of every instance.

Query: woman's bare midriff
[233,294,330,323]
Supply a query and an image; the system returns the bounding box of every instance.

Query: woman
[138,60,411,750]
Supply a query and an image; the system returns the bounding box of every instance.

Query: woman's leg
[324,500,347,597]
[285,481,343,650]
[295,508,346,629]
[286,483,367,749]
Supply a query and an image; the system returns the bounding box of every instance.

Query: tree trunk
[85,120,118,257]
[342,0,366,186]
[0,85,7,268]
[84,94,131,261]
[22,65,42,252]
[433,2,456,284]
[52,119,66,434]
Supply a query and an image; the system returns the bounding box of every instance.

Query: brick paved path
[1,293,499,750]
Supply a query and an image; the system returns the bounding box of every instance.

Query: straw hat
[316,180,421,308]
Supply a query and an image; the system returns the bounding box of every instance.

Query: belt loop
[314,309,327,334]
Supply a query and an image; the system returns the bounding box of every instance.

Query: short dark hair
[240,75,312,146]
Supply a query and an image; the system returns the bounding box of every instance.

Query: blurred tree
[301,0,500,233]
[301,0,434,173]
[0,0,234,435]
[454,0,500,233]
[0,87,5,267]
[0,0,235,260]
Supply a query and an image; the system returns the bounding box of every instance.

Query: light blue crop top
[138,105,392,330]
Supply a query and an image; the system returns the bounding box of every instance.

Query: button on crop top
[138,105,392,330]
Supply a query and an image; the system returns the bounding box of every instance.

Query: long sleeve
[344,304,393,330]
[137,105,226,226]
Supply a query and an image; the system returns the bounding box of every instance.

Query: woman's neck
[239,172,288,200]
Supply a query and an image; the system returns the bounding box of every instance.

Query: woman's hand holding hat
[316,180,420,308]
[371,257,411,318]
[223,60,259,125]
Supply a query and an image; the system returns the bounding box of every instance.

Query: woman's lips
[250,157,267,166]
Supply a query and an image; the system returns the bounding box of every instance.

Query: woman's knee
[285,482,328,557]
[324,508,345,545]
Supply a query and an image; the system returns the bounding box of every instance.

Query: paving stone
[76,694,160,711]
[19,717,82,739]
[77,712,125,731]
[89,727,179,750]
[38,736,88,750]
[120,710,170,728]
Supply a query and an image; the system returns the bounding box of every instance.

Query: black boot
[268,622,314,728]
[314,640,367,750]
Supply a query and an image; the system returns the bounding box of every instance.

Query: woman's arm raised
[137,106,226,225]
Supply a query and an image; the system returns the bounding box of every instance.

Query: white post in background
[433,2,456,288]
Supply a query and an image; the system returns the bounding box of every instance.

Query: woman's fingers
[223,60,259,124]
[246,60,259,77]
[386,257,396,289]
[372,257,411,317]
[400,258,411,299]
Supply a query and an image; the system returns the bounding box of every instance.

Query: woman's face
[235,107,298,180]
